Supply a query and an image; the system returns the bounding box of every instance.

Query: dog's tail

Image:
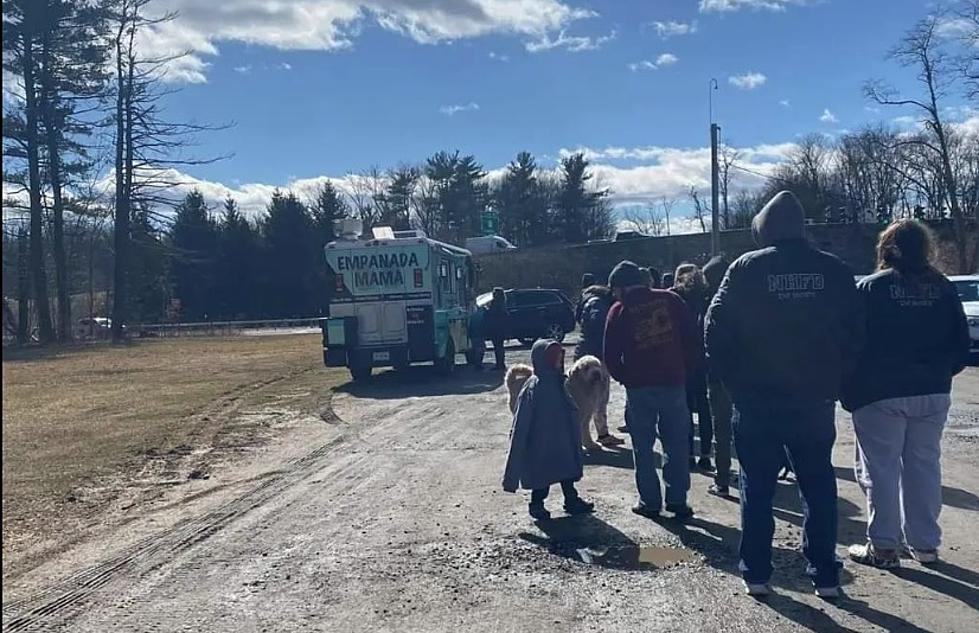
[505,364,534,414]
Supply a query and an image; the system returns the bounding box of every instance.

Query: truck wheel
[350,365,372,382]
[545,323,565,343]
[434,340,456,376]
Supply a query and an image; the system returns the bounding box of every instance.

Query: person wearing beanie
[704,190,865,598]
[604,260,703,520]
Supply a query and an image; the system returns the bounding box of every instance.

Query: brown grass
[1,333,341,575]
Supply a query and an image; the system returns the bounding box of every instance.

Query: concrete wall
[475,220,975,297]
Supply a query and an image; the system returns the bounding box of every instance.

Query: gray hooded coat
[502,340,584,492]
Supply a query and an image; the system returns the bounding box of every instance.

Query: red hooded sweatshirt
[604,286,703,388]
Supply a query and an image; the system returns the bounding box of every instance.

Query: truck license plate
[372,351,390,362]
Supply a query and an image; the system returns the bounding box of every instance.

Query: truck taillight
[414,268,423,288]
[335,274,344,291]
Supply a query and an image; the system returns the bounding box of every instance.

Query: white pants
[852,394,950,551]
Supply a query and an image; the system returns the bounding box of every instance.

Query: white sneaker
[911,548,939,564]
[815,585,840,599]
[744,581,771,596]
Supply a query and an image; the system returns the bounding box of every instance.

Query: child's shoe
[564,497,595,515]
[529,503,550,521]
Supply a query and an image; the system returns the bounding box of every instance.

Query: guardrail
[132,317,326,338]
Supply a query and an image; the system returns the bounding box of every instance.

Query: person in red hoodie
[604,260,703,519]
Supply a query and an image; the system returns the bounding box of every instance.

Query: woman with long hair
[672,263,714,471]
[843,220,970,568]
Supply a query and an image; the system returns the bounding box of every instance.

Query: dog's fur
[504,355,610,449]
[505,364,534,414]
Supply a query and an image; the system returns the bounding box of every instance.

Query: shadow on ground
[338,364,504,400]
[834,466,979,511]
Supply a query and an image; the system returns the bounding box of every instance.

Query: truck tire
[350,365,372,382]
[434,339,456,376]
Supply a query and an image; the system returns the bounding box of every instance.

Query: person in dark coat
[484,287,508,370]
[502,339,594,520]
[574,273,597,323]
[574,284,623,448]
[705,190,865,598]
[702,255,735,497]
[843,220,969,569]
[468,304,487,370]
[672,263,714,473]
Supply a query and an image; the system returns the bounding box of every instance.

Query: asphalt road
[3,344,978,632]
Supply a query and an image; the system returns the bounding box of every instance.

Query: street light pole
[709,79,720,256]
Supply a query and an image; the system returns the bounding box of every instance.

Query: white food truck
[320,223,475,381]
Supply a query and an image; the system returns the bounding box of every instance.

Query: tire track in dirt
[1,374,480,632]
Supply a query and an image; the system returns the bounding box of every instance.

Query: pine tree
[169,189,217,321]
[263,190,317,318]
[129,205,168,323]
[217,197,259,319]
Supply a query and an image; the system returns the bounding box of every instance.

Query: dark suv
[477,288,576,344]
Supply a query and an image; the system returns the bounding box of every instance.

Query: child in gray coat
[502,339,595,520]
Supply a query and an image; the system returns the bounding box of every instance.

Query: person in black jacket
[705,190,864,598]
[702,255,735,497]
[672,263,714,472]
[843,220,969,569]
[485,287,509,370]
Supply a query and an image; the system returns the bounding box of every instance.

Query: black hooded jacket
[841,268,969,412]
[704,191,865,406]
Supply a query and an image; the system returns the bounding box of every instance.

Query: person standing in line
[702,255,735,497]
[503,339,595,520]
[705,191,864,598]
[605,260,702,520]
[485,287,509,370]
[575,273,597,324]
[843,220,969,568]
[468,302,487,370]
[647,267,662,289]
[574,283,625,448]
[672,263,714,472]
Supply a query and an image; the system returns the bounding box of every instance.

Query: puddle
[574,545,699,570]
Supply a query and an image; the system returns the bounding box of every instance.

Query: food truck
[321,223,475,381]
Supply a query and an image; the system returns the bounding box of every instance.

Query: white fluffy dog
[505,355,612,451]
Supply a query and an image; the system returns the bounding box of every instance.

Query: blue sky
[138,0,973,219]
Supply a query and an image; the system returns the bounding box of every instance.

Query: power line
[729,163,774,180]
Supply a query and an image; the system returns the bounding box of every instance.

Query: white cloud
[558,142,796,205]
[819,108,838,124]
[233,65,252,74]
[525,28,615,52]
[935,16,974,42]
[864,105,881,114]
[649,20,698,38]
[700,0,811,12]
[488,51,510,61]
[280,62,293,70]
[728,72,767,90]
[143,1,597,82]
[779,99,790,107]
[439,102,480,115]
[628,60,657,72]
[628,53,678,72]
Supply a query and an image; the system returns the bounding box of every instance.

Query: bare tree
[109,0,228,340]
[718,144,742,229]
[660,196,676,236]
[622,205,666,236]
[688,186,709,233]
[345,167,386,232]
[731,189,758,230]
[866,12,969,271]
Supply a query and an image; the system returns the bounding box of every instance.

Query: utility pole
[710,123,721,256]
[708,78,720,256]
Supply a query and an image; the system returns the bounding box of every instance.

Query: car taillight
[414,268,423,288]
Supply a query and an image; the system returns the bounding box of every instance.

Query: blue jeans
[734,399,840,588]
[626,386,690,510]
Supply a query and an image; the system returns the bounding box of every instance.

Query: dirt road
[3,344,978,632]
